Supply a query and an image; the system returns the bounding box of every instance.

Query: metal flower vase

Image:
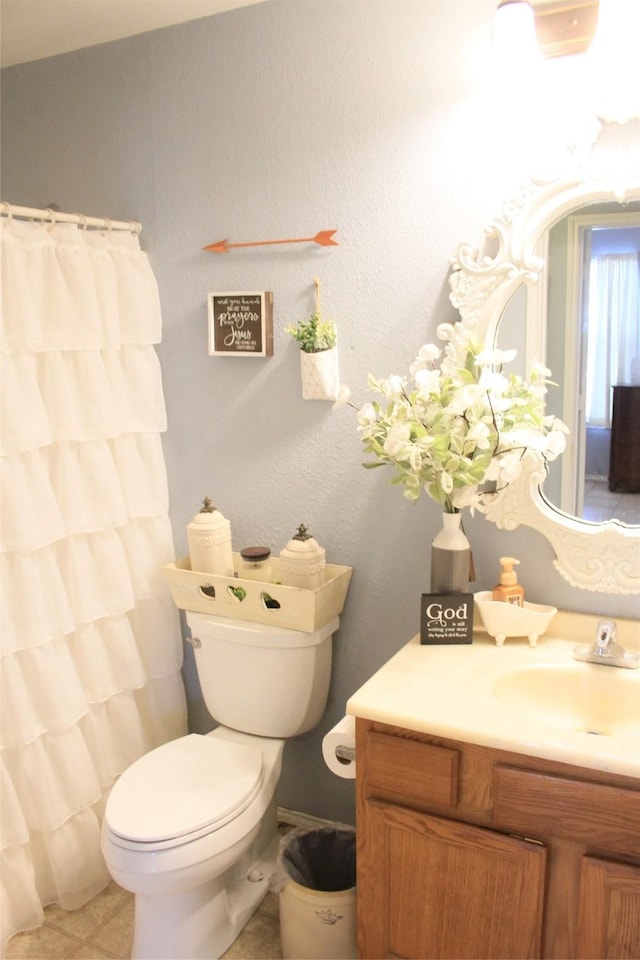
[430,511,471,594]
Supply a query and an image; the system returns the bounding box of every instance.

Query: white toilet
[101,611,338,960]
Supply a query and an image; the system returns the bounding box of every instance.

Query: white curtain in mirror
[0,216,187,950]
[585,252,640,426]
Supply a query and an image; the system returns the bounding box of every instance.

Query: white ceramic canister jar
[187,497,235,576]
[279,524,326,589]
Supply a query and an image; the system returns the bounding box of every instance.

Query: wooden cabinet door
[577,856,640,959]
[358,799,546,959]
[609,386,640,492]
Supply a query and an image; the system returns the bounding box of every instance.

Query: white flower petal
[476,347,517,366]
[416,343,441,363]
[383,422,411,457]
[332,383,351,410]
[357,402,377,426]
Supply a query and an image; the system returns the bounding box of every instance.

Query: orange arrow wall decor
[203,229,338,253]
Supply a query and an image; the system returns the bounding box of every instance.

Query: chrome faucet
[574,619,639,669]
[595,619,617,653]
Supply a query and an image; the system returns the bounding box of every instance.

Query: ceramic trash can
[277,827,357,960]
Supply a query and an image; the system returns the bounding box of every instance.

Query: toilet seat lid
[105,734,263,844]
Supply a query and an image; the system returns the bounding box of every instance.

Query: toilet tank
[185,612,338,738]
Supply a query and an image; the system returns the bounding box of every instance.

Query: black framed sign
[207,290,273,357]
[420,593,474,645]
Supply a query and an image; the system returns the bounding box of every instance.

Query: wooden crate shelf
[164,555,352,633]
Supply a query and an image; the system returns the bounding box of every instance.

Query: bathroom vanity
[347,614,640,959]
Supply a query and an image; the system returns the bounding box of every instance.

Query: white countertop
[347,614,640,780]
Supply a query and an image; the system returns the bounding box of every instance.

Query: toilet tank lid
[185,613,339,648]
[105,734,263,843]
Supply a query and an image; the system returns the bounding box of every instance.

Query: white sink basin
[492,662,639,738]
[347,627,640,779]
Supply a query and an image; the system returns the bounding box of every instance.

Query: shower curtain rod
[1,201,141,234]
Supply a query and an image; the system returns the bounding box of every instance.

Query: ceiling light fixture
[494,0,640,123]
[495,0,598,58]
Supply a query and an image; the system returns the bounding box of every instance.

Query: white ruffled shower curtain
[0,211,187,948]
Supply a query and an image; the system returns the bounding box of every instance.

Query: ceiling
[0,0,266,68]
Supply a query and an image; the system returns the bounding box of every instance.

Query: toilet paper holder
[322,715,356,778]
[335,744,355,763]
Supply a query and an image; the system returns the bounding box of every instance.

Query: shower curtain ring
[76,214,88,232]
[0,202,12,224]
[46,208,58,231]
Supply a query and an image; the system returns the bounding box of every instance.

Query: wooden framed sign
[208,291,273,357]
[420,594,474,645]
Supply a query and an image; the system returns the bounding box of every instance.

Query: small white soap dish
[474,591,558,647]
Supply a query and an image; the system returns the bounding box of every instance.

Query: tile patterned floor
[4,818,308,960]
[582,478,640,524]
[5,880,135,960]
[5,882,283,960]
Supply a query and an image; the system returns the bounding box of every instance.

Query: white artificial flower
[544,415,570,433]
[417,343,442,364]
[479,369,510,395]
[383,421,411,457]
[497,452,523,484]
[389,374,406,395]
[448,383,483,415]
[531,361,552,378]
[413,367,441,396]
[528,381,548,400]
[356,321,568,514]
[435,323,456,342]
[475,347,518,366]
[357,402,377,428]
[545,429,567,458]
[484,458,502,482]
[332,383,352,410]
[491,393,521,414]
[466,421,491,449]
[516,428,547,452]
[451,486,485,512]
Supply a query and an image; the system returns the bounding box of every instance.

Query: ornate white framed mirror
[449,137,640,595]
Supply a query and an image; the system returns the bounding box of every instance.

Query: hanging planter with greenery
[286,279,340,400]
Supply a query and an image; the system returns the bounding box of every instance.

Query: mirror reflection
[499,199,640,526]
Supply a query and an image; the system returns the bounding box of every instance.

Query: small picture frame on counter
[420,593,473,645]
[208,290,273,357]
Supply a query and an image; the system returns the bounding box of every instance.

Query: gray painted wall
[2,0,637,827]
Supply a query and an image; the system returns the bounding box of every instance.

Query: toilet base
[130,807,280,960]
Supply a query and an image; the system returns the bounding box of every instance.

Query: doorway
[562,211,640,517]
